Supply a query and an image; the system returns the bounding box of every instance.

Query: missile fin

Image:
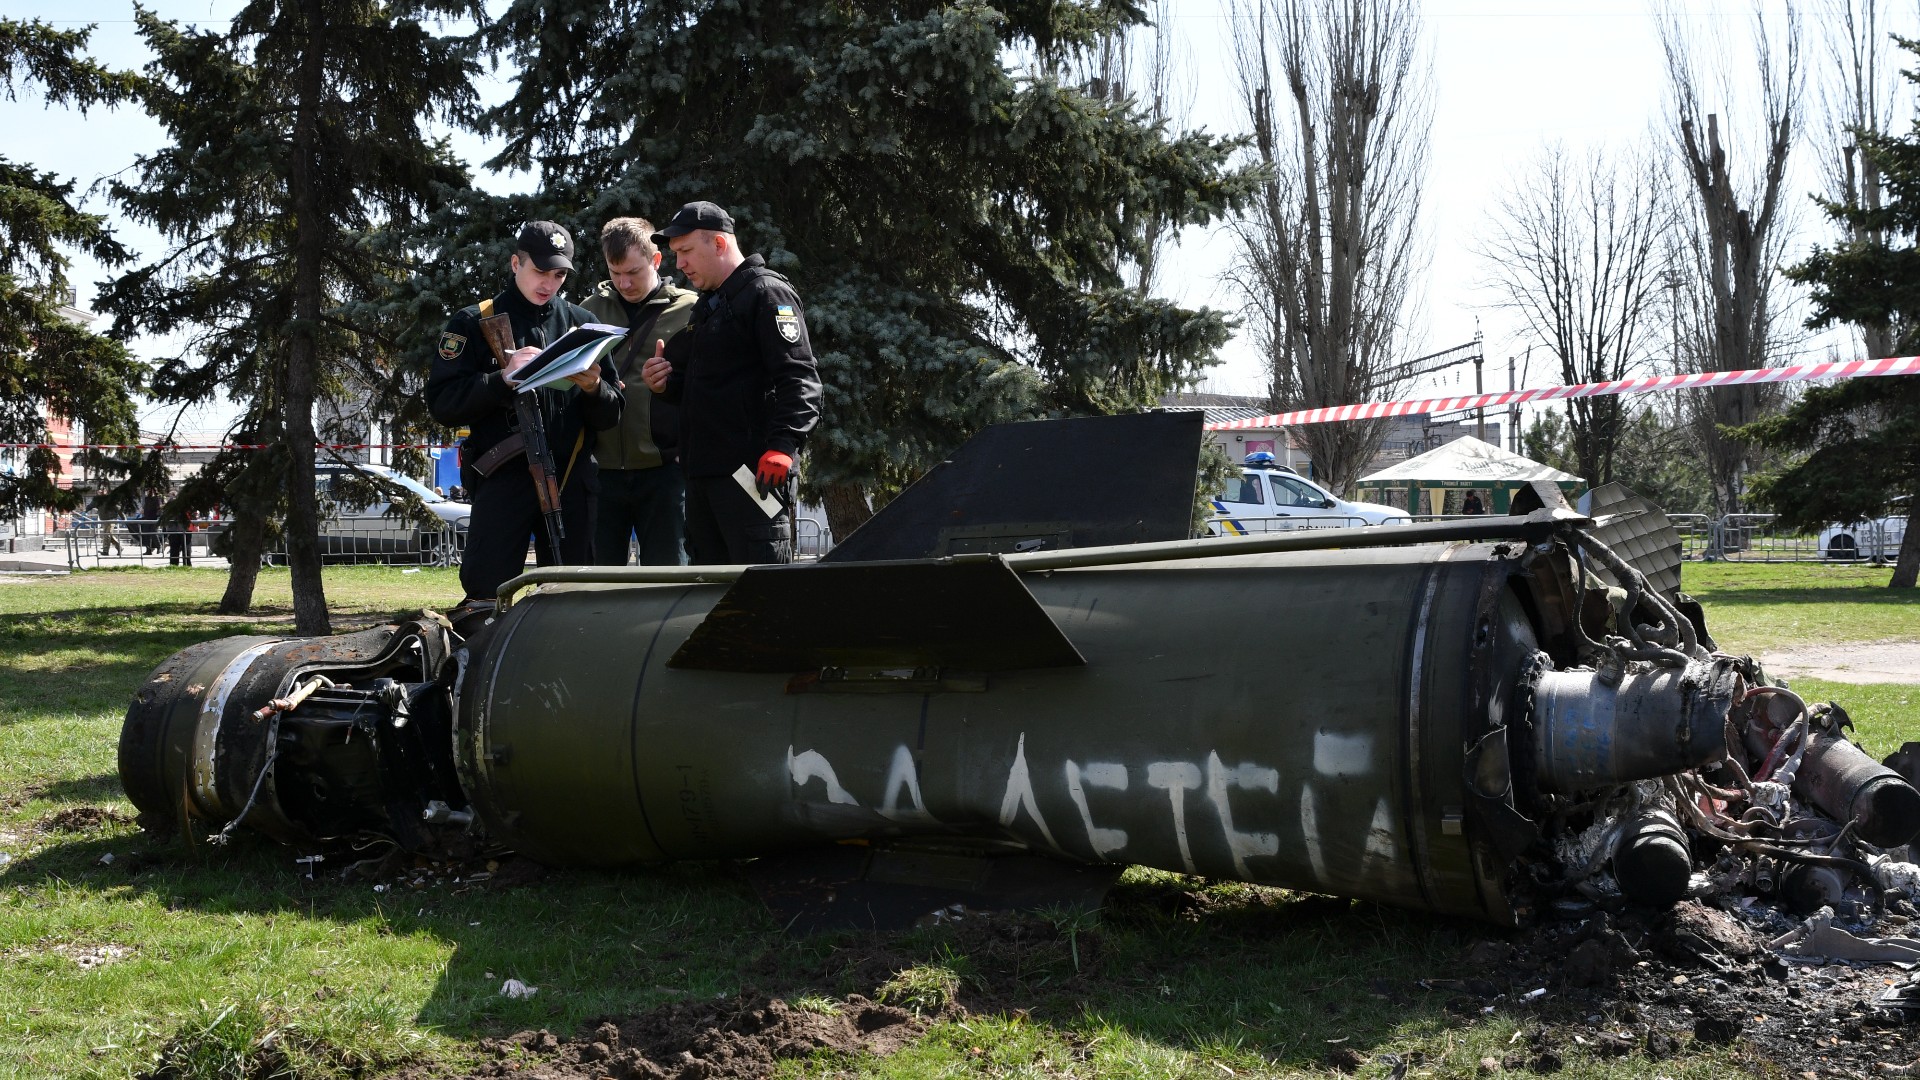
[668,557,1086,673]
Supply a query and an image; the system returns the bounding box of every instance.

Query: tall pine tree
[103,0,479,631]
[400,0,1251,536]
[0,20,146,522]
[1749,36,1920,588]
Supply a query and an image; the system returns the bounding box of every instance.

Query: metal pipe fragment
[1797,732,1920,849]
[1612,808,1693,906]
[1781,864,1850,915]
[1531,659,1740,793]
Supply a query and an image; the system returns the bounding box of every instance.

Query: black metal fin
[822,411,1203,562]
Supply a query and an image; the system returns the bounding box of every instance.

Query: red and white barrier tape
[1205,355,1920,431]
[0,442,455,451]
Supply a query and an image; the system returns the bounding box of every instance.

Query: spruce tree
[419,0,1250,535]
[0,20,145,521]
[1751,38,1920,587]
[102,1,479,630]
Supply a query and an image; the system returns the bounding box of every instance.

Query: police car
[1818,500,1910,561]
[1206,452,1411,535]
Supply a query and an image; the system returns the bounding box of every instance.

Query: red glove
[754,450,793,496]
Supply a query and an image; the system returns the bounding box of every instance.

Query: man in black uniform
[427,220,623,602]
[640,202,821,564]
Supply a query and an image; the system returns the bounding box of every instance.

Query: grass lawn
[1682,560,1920,652]
[1,563,1916,1079]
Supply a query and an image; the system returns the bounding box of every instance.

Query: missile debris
[118,414,1920,928]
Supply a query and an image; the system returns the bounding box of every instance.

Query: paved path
[1757,640,1920,685]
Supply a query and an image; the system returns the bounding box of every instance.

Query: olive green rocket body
[456,545,1539,923]
[117,414,1920,927]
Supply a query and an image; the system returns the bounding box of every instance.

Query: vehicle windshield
[378,470,445,503]
[321,466,445,504]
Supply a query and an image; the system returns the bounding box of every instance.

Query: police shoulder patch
[438,332,466,360]
[772,304,801,344]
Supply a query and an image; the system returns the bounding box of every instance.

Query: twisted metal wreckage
[118,414,1920,930]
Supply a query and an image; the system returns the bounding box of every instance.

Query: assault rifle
[477,315,566,553]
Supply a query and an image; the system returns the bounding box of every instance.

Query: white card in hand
[732,465,784,519]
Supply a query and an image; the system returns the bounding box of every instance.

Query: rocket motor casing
[454,543,1547,924]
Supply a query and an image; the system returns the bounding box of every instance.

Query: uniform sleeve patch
[438,332,466,360]
[773,305,801,344]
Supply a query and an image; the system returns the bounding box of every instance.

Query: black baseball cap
[516,221,574,271]
[651,201,735,244]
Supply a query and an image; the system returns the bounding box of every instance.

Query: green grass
[1681,561,1920,652]
[1,564,1915,1079]
[1788,679,1919,760]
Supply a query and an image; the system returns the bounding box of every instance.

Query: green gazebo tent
[1354,436,1585,516]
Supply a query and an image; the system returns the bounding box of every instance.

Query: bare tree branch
[1225,0,1430,494]
[1814,0,1910,357]
[1069,0,1195,298]
[1657,0,1805,513]
[1477,144,1674,488]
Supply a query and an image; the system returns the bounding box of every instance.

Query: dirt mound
[394,912,1073,1080]
[421,993,921,1079]
[799,908,1091,1014]
[37,805,132,832]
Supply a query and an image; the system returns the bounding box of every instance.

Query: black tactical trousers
[684,474,791,566]
[593,462,687,566]
[459,460,596,600]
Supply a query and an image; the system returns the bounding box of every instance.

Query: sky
[1,0,1899,436]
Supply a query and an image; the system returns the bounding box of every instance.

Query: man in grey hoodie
[580,217,699,565]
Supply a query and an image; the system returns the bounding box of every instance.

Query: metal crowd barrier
[1206,514,1374,536]
[262,516,469,567]
[1813,517,1903,563]
[61,516,224,568]
[51,515,468,569]
[794,517,833,558]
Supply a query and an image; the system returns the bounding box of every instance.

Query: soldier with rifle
[428,221,623,608]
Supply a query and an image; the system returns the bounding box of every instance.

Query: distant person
[581,216,698,566]
[138,492,162,554]
[639,202,821,564]
[426,220,624,605]
[1462,491,1485,515]
[162,499,192,567]
[100,515,123,557]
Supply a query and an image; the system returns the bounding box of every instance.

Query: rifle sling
[470,433,526,477]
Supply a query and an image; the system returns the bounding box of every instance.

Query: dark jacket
[658,255,822,479]
[580,279,698,470]
[426,284,623,477]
